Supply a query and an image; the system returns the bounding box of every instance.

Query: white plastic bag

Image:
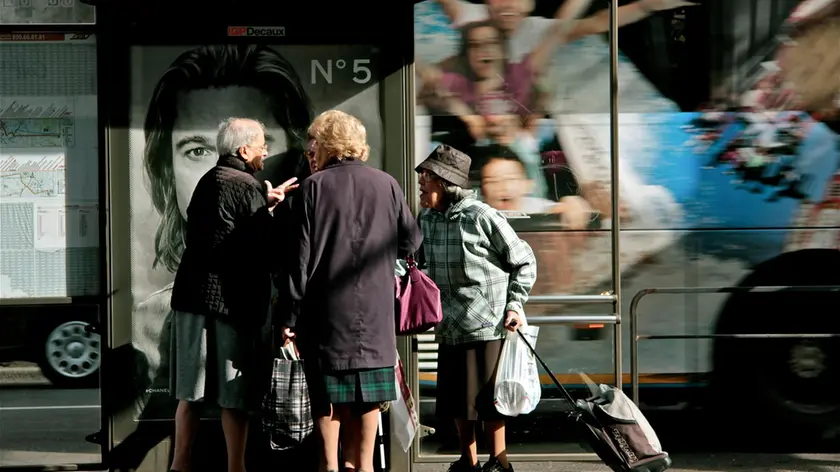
[493,325,541,416]
[390,355,419,452]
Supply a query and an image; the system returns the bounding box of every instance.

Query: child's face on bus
[486,0,531,35]
[170,86,289,219]
[481,157,533,211]
[467,25,504,79]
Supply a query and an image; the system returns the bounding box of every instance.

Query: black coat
[170,154,274,327]
[279,159,423,371]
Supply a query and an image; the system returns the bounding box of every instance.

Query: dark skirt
[170,310,268,412]
[305,363,397,416]
[435,339,506,421]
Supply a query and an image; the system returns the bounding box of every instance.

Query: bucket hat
[415,144,472,188]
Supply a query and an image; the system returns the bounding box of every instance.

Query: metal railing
[415,311,624,463]
[528,293,622,390]
[628,285,840,403]
[528,294,615,305]
[417,293,617,370]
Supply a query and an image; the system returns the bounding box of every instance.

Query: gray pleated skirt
[169,310,264,411]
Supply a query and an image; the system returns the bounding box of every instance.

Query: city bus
[412,0,840,455]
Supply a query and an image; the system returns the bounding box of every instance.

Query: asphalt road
[0,387,101,467]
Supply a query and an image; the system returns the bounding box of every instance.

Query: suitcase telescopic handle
[516,328,578,406]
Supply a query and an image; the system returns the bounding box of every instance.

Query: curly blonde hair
[309,109,370,168]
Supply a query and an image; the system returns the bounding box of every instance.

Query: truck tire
[36,319,101,389]
[712,249,840,443]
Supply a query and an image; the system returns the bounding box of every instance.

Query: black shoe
[482,458,514,472]
[447,457,481,472]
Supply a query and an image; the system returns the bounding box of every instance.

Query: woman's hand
[281,327,296,345]
[578,182,632,223]
[419,65,444,90]
[549,195,593,231]
[462,114,487,140]
[504,311,521,332]
[266,177,299,211]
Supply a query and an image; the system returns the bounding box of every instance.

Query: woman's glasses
[306,139,317,160]
[417,169,439,182]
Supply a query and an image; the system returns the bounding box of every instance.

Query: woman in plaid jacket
[415,145,538,472]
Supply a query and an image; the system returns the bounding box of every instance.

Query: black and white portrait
[126,43,383,421]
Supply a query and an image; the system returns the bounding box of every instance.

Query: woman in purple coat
[279,110,423,472]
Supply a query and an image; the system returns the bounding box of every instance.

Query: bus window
[414,0,840,456]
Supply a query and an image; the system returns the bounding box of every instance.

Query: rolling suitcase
[516,329,672,472]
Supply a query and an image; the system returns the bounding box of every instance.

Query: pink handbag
[395,255,442,335]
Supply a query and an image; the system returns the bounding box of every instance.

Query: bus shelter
[3,0,840,471]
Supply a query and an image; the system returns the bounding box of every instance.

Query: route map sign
[0,100,75,148]
[0,33,99,299]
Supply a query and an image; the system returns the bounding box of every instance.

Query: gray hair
[216,117,266,157]
[442,181,474,203]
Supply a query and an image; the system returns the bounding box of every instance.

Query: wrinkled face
[486,0,529,35]
[467,25,504,79]
[170,86,288,219]
[312,137,334,170]
[480,157,532,211]
[418,169,446,211]
[238,128,269,171]
[306,138,318,174]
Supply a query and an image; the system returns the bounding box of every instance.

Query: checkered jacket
[418,197,537,345]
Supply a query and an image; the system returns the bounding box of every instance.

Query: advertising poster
[412,0,840,442]
[125,44,382,428]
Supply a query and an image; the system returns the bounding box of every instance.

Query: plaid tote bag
[261,342,314,450]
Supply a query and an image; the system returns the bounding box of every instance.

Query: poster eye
[184,147,214,161]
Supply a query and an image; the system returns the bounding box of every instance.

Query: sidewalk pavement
[3,453,840,471]
[0,451,99,468]
[414,454,840,472]
[0,362,49,387]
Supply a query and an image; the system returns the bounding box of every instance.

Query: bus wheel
[37,319,101,389]
[712,249,840,443]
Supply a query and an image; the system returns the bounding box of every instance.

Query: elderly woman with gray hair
[415,145,537,472]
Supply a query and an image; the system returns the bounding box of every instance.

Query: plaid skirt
[324,367,397,404]
[305,364,397,414]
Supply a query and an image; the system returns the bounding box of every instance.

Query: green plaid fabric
[323,367,396,404]
[418,197,537,345]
